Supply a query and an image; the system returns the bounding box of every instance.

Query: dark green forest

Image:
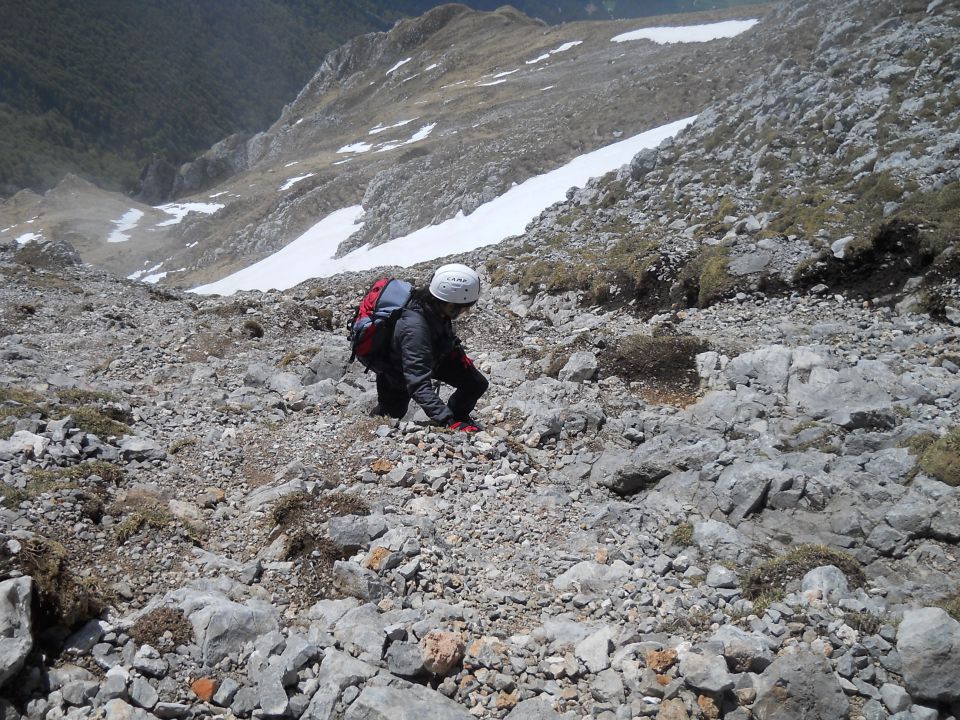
[0,0,761,198]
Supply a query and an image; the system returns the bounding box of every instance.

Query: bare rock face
[135,157,179,206]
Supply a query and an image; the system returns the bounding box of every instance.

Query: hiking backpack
[347,278,412,370]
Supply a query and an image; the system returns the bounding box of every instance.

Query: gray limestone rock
[558,351,598,383]
[128,676,159,710]
[553,560,631,593]
[507,696,567,718]
[328,514,384,551]
[164,587,280,664]
[692,520,754,564]
[592,667,625,704]
[308,345,350,382]
[333,605,388,663]
[344,684,473,720]
[630,147,658,180]
[104,698,157,720]
[753,648,849,720]
[212,677,240,706]
[705,565,739,589]
[333,561,389,601]
[711,625,774,673]
[243,479,306,512]
[589,448,670,495]
[896,607,960,703]
[800,565,851,604]
[723,346,793,393]
[118,437,167,461]
[257,668,289,717]
[387,641,426,677]
[714,460,781,523]
[575,625,615,673]
[62,679,99,706]
[879,683,911,714]
[679,651,734,694]
[0,577,33,688]
[787,365,892,427]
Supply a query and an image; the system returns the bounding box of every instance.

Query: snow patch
[128,261,165,281]
[386,58,411,75]
[369,118,418,135]
[279,174,315,191]
[612,19,759,44]
[375,123,437,153]
[108,209,144,243]
[337,142,373,154]
[191,116,695,296]
[156,203,224,227]
[526,40,582,64]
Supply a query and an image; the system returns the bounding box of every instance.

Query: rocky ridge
[1,225,959,720]
[488,0,960,323]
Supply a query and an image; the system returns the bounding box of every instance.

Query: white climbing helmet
[429,263,481,304]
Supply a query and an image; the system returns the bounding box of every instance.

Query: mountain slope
[0,0,767,199]
[1,0,960,718]
[0,3,776,284]
[484,0,960,319]
[0,0,406,197]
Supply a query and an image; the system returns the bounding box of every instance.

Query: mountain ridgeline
[1,0,764,199]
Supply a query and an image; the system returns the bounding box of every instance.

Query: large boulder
[787,365,892,428]
[679,651,734,694]
[723,346,793,393]
[896,607,960,702]
[589,448,670,495]
[0,577,33,687]
[753,648,849,720]
[161,587,280,665]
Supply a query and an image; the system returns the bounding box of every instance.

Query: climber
[371,263,488,432]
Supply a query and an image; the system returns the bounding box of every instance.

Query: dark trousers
[375,356,489,422]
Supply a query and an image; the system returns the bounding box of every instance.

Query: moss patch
[129,606,193,647]
[673,246,735,308]
[29,460,125,486]
[936,594,960,622]
[15,536,105,629]
[917,427,960,486]
[671,522,694,547]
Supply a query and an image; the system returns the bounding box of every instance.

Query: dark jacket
[385,296,459,423]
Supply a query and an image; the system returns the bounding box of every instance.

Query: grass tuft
[742,544,865,614]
